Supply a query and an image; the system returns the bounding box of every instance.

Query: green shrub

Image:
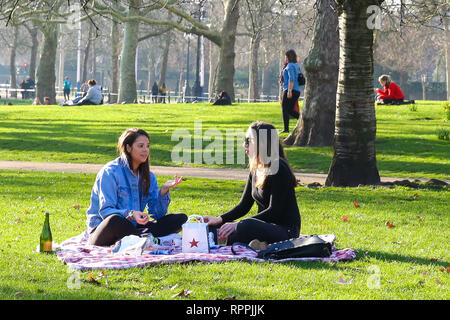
[436,127,449,141]
[443,101,450,120]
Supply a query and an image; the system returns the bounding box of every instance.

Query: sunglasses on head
[244,137,251,146]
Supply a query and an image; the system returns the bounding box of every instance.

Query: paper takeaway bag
[182,215,210,253]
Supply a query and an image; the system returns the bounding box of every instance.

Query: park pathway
[1,160,447,185]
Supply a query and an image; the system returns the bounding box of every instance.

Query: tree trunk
[158,32,171,87]
[36,24,58,104]
[28,24,39,81]
[9,26,19,98]
[118,0,140,103]
[284,0,339,147]
[109,0,120,103]
[82,24,94,84]
[421,74,426,100]
[248,35,261,101]
[398,70,409,99]
[215,0,240,101]
[445,17,450,101]
[325,0,381,187]
[208,40,217,101]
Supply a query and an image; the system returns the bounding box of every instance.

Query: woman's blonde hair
[378,74,392,85]
[247,121,296,188]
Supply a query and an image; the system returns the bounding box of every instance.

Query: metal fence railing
[0,86,288,104]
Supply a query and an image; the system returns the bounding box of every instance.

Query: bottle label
[42,241,52,252]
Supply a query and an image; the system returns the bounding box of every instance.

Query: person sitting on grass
[203,121,301,250]
[43,97,51,105]
[64,79,103,106]
[375,74,405,105]
[212,91,232,105]
[86,128,187,246]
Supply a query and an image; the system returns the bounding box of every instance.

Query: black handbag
[298,72,306,86]
[232,235,332,260]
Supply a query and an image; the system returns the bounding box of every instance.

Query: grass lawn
[0,100,448,180]
[0,170,448,300]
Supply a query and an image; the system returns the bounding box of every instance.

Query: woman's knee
[235,219,255,234]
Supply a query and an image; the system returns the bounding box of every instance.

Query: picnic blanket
[56,232,356,271]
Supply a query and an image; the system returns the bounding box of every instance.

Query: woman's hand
[287,90,292,99]
[160,175,183,195]
[218,222,238,238]
[203,215,223,226]
[132,210,149,225]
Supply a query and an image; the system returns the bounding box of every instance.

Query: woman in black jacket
[204,121,301,247]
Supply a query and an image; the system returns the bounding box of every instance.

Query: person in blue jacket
[280,49,301,133]
[86,128,187,246]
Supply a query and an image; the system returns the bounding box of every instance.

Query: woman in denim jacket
[86,128,187,246]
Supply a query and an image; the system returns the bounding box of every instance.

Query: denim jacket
[86,154,171,233]
[282,62,301,92]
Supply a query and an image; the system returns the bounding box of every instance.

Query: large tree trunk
[325,0,381,187]
[118,0,140,103]
[208,40,217,101]
[36,24,58,104]
[9,26,19,98]
[284,0,339,147]
[248,34,261,101]
[215,0,239,101]
[398,70,409,99]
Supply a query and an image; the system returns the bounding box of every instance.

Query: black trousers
[89,213,188,246]
[281,89,300,131]
[210,218,300,245]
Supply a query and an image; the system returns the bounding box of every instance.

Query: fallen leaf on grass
[354,201,360,208]
[14,292,23,298]
[335,277,353,285]
[377,201,383,205]
[24,210,28,214]
[435,278,441,285]
[386,221,395,228]
[172,289,192,298]
[14,218,23,223]
[73,204,80,210]
[341,216,351,222]
[447,267,450,273]
[413,193,419,200]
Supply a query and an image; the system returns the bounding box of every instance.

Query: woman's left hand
[218,222,238,239]
[160,175,183,195]
[287,90,292,99]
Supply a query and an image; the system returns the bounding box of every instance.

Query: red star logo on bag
[190,238,199,248]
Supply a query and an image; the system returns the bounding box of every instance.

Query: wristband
[126,210,135,220]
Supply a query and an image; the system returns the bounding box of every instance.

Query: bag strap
[231,242,258,255]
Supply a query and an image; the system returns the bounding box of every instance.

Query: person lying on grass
[203,121,301,250]
[86,128,187,246]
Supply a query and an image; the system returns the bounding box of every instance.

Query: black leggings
[281,89,300,131]
[210,218,300,245]
[89,213,188,246]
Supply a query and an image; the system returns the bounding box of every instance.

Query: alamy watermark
[367,5,382,30]
[171,122,280,174]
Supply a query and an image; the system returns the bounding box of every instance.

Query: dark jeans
[89,213,188,246]
[64,88,70,100]
[281,89,300,131]
[210,218,300,245]
[381,98,404,105]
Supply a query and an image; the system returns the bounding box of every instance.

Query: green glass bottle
[39,212,53,253]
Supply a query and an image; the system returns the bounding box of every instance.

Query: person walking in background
[159,83,167,103]
[151,82,159,103]
[63,76,72,101]
[279,49,301,133]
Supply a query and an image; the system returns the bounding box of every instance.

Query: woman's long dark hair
[117,128,151,196]
[248,121,298,188]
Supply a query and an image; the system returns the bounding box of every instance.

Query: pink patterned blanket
[56,232,356,271]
